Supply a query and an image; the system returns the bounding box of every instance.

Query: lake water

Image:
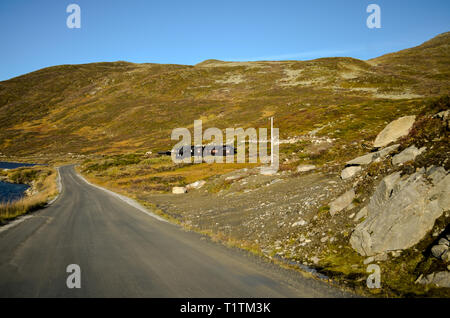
[0,162,36,203]
[0,161,36,169]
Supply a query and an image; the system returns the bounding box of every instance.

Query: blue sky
[0,0,449,81]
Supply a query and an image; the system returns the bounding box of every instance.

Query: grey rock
[291,219,307,227]
[438,238,449,247]
[341,166,361,179]
[373,115,416,148]
[296,164,316,173]
[354,206,368,222]
[418,271,450,288]
[434,109,449,121]
[346,153,375,166]
[330,189,356,216]
[346,144,400,167]
[431,244,448,258]
[350,167,450,256]
[390,250,402,258]
[392,145,426,165]
[186,180,206,190]
[259,167,278,176]
[374,253,388,262]
[376,144,401,158]
[427,166,447,184]
[442,250,450,263]
[172,186,187,194]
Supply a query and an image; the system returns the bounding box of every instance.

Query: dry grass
[0,167,59,224]
[0,33,448,158]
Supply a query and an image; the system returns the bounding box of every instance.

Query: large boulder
[373,116,416,148]
[392,145,426,165]
[330,189,356,216]
[350,166,450,256]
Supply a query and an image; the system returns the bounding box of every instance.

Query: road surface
[0,165,349,297]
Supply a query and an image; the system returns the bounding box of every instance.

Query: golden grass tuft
[0,167,59,224]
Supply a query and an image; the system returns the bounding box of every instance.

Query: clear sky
[0,0,449,81]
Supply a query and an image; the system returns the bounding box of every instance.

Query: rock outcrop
[350,166,450,256]
[373,116,416,148]
[330,189,355,216]
[418,271,450,288]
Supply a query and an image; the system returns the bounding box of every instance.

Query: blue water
[0,162,36,203]
[0,181,30,203]
[0,162,36,169]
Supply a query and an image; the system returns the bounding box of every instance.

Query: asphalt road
[0,165,350,297]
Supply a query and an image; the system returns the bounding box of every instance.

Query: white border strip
[75,170,168,223]
[47,166,62,205]
[0,215,33,234]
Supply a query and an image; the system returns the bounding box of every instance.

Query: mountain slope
[0,32,449,157]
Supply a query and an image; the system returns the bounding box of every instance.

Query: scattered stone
[418,271,450,288]
[392,145,426,165]
[363,257,374,265]
[259,167,278,176]
[431,244,448,258]
[349,213,355,219]
[354,206,368,222]
[376,144,400,158]
[346,145,400,166]
[296,164,316,173]
[346,203,355,210]
[186,180,206,190]
[172,187,187,194]
[329,189,356,216]
[442,250,450,263]
[374,253,388,262]
[373,115,416,148]
[434,109,449,121]
[346,153,374,166]
[439,238,449,247]
[350,167,450,256]
[341,166,361,180]
[292,219,307,227]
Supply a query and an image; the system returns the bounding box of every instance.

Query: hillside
[0,32,449,158]
[1,32,449,297]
